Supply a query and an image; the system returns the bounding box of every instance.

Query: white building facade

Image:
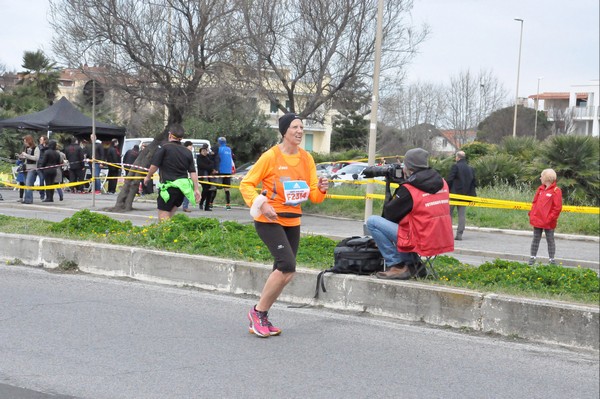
[529,80,599,137]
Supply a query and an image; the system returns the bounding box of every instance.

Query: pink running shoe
[247,307,271,338]
[248,315,282,336]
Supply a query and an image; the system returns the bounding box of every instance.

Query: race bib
[283,180,310,206]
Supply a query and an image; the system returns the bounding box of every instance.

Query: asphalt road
[1,265,598,399]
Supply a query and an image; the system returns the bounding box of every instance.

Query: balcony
[572,106,599,120]
[267,114,326,132]
[545,106,599,121]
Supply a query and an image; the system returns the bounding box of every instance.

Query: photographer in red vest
[366,148,454,280]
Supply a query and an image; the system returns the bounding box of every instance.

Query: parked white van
[122,137,212,159]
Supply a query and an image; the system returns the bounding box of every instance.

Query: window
[304,134,313,151]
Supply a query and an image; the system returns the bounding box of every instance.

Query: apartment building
[260,100,333,153]
[55,66,334,153]
[431,129,477,155]
[529,80,599,136]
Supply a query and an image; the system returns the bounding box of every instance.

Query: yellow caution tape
[2,170,597,215]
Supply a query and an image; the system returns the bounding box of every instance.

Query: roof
[438,129,476,149]
[0,96,126,140]
[528,92,588,100]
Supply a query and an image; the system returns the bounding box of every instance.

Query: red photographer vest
[397,180,455,256]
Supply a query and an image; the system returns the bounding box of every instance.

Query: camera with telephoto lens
[362,163,405,184]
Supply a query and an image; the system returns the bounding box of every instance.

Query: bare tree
[443,69,508,147]
[477,69,509,124]
[380,81,446,130]
[548,107,575,135]
[238,0,428,122]
[49,0,241,211]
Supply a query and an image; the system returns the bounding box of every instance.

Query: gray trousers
[450,205,466,237]
[530,227,556,259]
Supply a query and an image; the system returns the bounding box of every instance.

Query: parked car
[326,161,353,175]
[316,163,331,179]
[122,137,212,161]
[331,162,366,187]
[330,162,386,187]
[232,161,255,180]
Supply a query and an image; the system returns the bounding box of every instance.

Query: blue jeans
[24,169,38,203]
[94,163,102,190]
[182,197,190,209]
[88,163,102,190]
[36,169,45,199]
[366,215,419,267]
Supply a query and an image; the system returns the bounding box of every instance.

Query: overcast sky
[1,0,598,99]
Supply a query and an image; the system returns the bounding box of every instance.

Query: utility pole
[363,0,384,228]
[534,77,543,139]
[512,18,524,137]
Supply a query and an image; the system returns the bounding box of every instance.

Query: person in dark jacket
[366,148,453,280]
[65,138,86,193]
[196,144,215,211]
[39,140,61,202]
[36,135,49,200]
[446,150,477,240]
[104,139,121,194]
[123,145,139,166]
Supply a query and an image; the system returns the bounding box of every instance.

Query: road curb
[1,232,597,351]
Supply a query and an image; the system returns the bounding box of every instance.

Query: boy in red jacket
[528,168,563,265]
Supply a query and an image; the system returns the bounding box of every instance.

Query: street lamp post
[534,77,543,139]
[512,18,524,137]
[363,0,384,226]
[479,83,485,126]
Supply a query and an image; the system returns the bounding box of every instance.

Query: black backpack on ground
[314,236,384,298]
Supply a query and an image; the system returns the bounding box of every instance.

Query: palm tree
[19,50,59,104]
[540,135,600,205]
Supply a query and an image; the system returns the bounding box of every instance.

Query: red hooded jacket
[528,182,563,229]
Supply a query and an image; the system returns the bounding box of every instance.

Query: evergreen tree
[331,111,369,152]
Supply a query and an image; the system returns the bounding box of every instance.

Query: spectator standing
[214,136,234,210]
[239,113,328,338]
[38,140,61,202]
[55,144,66,201]
[86,139,104,193]
[206,146,218,209]
[105,139,121,194]
[528,169,563,265]
[19,134,39,204]
[140,143,154,195]
[366,148,454,280]
[446,150,477,240]
[65,138,86,193]
[196,144,215,211]
[112,138,121,159]
[36,135,49,200]
[143,124,200,221]
[181,141,195,212]
[123,144,139,166]
[15,158,26,202]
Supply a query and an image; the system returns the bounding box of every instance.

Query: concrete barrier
[1,232,598,351]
